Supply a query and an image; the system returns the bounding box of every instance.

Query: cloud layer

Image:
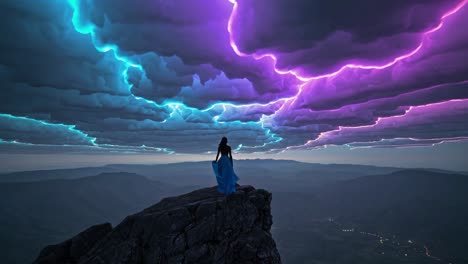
[0,0,467,154]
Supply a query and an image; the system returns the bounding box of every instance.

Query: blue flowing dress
[212,154,239,195]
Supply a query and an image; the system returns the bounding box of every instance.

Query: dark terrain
[33,185,281,264]
[273,169,468,263]
[1,160,467,263]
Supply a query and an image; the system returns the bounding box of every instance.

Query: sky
[1,0,468,172]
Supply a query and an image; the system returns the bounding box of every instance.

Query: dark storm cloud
[82,0,300,101]
[0,113,95,146]
[87,115,278,153]
[128,53,267,109]
[232,0,461,75]
[1,0,467,154]
[217,101,284,123]
[300,100,468,149]
[266,82,468,150]
[275,81,468,129]
[0,3,131,95]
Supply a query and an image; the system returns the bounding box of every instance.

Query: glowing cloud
[0,0,467,154]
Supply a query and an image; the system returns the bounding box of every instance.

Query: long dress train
[212,154,239,195]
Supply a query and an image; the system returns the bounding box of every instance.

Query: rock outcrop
[33,185,282,264]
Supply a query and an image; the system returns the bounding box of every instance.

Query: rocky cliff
[33,185,282,264]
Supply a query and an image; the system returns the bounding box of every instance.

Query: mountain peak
[33,185,282,264]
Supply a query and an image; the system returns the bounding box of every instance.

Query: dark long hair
[219,137,228,147]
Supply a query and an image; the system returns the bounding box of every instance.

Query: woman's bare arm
[228,147,233,162]
[215,147,220,162]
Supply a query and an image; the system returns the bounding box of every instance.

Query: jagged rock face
[33,185,282,264]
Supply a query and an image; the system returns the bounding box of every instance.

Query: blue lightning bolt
[0,113,97,145]
[0,113,175,154]
[65,0,282,152]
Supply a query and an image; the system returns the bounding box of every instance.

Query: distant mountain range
[0,159,401,186]
[0,172,192,264]
[1,160,467,263]
[2,159,465,185]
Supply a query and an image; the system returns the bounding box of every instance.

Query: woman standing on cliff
[212,137,238,195]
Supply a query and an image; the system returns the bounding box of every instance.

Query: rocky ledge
[33,185,282,264]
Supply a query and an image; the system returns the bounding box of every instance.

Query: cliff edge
[33,185,282,264]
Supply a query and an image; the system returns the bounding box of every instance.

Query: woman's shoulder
[218,145,231,150]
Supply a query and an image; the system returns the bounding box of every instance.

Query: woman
[212,137,238,195]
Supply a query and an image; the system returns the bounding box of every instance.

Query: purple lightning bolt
[228,0,468,81]
[227,0,468,151]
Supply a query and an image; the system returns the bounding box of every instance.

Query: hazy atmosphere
[1,141,468,173]
[1,1,468,264]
